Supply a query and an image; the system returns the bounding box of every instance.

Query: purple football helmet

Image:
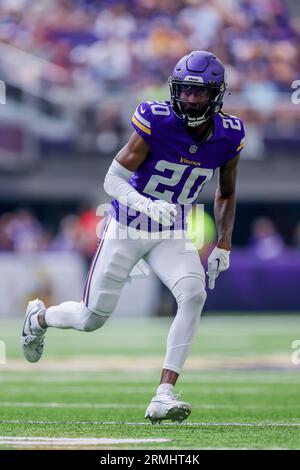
[169,51,227,127]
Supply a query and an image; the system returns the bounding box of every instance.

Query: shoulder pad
[219,112,246,155]
[131,102,152,139]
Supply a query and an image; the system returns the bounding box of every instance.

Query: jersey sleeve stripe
[132,115,151,135]
[134,110,151,128]
[236,138,245,152]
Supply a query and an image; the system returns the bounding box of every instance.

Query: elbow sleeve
[104,159,149,214]
[103,159,134,198]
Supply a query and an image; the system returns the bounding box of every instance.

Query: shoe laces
[155,391,181,403]
[169,392,182,402]
[165,389,181,399]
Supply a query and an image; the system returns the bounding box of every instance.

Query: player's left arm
[215,153,240,251]
[207,153,240,289]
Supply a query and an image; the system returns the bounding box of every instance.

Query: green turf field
[0,314,300,449]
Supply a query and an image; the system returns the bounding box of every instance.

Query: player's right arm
[115,130,149,171]
[103,130,177,227]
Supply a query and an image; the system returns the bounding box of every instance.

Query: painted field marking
[1,401,300,411]
[0,402,144,409]
[1,419,300,427]
[0,436,170,447]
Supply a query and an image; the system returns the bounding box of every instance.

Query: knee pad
[88,288,120,315]
[87,251,133,314]
[80,306,109,332]
[172,276,207,310]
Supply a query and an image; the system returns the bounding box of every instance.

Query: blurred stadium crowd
[0,0,299,157]
[0,208,99,262]
[1,0,298,90]
[0,208,299,260]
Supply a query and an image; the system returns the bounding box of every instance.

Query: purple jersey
[110,100,245,231]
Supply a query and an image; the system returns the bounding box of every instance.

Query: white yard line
[0,401,144,409]
[0,436,170,447]
[0,401,299,410]
[1,419,300,427]
[0,385,268,392]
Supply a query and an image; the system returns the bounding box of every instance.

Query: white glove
[129,259,151,279]
[207,247,230,290]
[136,198,177,227]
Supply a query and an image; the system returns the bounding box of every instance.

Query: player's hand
[145,199,177,227]
[207,247,230,289]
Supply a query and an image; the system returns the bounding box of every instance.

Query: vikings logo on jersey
[189,145,198,154]
[110,100,245,231]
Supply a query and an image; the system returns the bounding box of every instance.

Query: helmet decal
[183,76,204,83]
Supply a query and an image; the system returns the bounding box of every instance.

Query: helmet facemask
[169,78,227,127]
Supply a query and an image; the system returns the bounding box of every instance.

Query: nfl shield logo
[189,145,198,154]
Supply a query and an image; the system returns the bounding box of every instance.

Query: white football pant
[45,215,207,374]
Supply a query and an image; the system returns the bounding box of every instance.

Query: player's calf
[79,309,109,332]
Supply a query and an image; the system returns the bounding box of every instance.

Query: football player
[21,51,245,424]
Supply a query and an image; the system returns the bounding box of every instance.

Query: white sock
[157,383,174,395]
[44,301,107,332]
[45,301,88,330]
[30,312,46,335]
